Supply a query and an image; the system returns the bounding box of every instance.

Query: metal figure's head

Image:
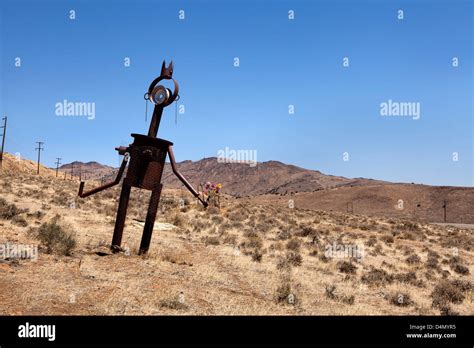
[146,60,179,107]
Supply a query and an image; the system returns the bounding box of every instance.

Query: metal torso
[124,134,173,191]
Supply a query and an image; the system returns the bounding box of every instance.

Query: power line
[0,116,7,169]
[55,157,62,177]
[35,141,44,175]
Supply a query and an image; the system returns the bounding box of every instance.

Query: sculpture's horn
[160,60,174,77]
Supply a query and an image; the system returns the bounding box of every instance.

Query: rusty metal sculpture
[78,61,207,254]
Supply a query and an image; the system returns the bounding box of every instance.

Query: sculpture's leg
[139,184,163,255]
[111,183,132,251]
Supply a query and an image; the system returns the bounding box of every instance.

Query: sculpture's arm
[168,145,208,207]
[78,148,129,198]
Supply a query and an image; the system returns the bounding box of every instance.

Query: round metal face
[150,85,170,105]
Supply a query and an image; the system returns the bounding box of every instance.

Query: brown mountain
[63,156,473,223]
[59,161,116,180]
[3,152,473,224]
[160,157,387,196]
[79,157,387,196]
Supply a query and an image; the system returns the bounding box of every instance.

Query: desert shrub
[227,208,246,221]
[243,229,258,239]
[251,249,263,262]
[161,251,179,264]
[319,254,330,263]
[365,236,377,247]
[395,221,421,232]
[276,228,291,240]
[297,226,316,238]
[211,215,224,224]
[12,215,28,227]
[158,298,189,311]
[388,292,414,307]
[431,280,465,309]
[167,212,187,227]
[338,261,357,274]
[325,284,354,305]
[203,236,220,246]
[451,263,469,275]
[0,198,22,219]
[439,305,459,316]
[27,210,46,220]
[256,221,272,234]
[207,206,220,215]
[425,255,440,270]
[450,279,472,292]
[159,196,178,211]
[441,270,451,278]
[446,256,463,265]
[286,251,302,267]
[406,254,421,265]
[380,235,394,244]
[223,234,237,246]
[427,250,440,259]
[276,256,291,271]
[102,190,115,200]
[241,234,263,250]
[381,260,395,270]
[361,268,394,286]
[1,181,12,192]
[286,238,300,251]
[229,220,245,231]
[103,204,116,217]
[35,218,76,255]
[275,283,292,303]
[269,242,283,252]
[50,191,71,206]
[191,219,207,233]
[275,274,296,305]
[341,294,355,305]
[441,233,473,251]
[394,271,424,287]
[402,246,415,256]
[325,284,337,299]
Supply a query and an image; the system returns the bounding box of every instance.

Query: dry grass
[0,162,473,315]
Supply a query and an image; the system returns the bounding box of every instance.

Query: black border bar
[0,316,472,346]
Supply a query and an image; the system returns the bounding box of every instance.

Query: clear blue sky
[1,0,472,186]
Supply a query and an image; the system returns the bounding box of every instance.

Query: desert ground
[0,153,473,315]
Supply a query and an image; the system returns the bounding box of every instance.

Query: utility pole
[35,141,44,175]
[443,200,447,223]
[0,116,7,168]
[71,163,74,179]
[55,157,62,177]
[79,164,82,181]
